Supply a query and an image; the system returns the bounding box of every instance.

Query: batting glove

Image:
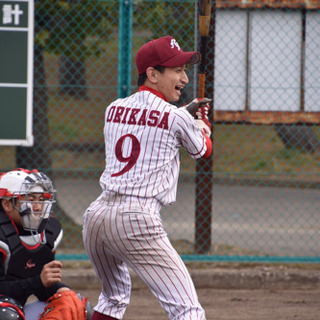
[184,97,211,117]
[182,98,212,137]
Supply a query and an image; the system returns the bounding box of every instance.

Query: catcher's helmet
[0,168,56,233]
[0,295,25,320]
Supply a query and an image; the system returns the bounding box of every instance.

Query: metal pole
[118,0,133,98]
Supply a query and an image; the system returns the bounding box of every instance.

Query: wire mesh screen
[0,0,319,262]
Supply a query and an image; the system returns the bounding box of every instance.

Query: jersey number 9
[111,134,141,177]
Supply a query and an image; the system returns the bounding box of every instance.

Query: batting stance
[0,168,92,320]
[82,36,212,320]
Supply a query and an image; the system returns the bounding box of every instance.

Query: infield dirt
[62,263,320,320]
[83,287,320,320]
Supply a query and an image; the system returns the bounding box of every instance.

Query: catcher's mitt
[39,290,89,320]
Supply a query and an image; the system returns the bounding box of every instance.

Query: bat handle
[198,73,205,99]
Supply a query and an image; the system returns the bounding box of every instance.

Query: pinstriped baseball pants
[82,193,206,320]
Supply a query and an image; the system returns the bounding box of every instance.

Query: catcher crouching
[0,168,93,320]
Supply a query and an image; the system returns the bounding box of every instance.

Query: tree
[36,0,111,98]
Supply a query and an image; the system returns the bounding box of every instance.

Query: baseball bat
[198,0,212,98]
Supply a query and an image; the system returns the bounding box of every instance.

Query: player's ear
[146,67,158,84]
[1,198,13,212]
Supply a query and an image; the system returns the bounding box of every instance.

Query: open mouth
[175,85,183,93]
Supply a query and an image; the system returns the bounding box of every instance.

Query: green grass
[181,124,320,184]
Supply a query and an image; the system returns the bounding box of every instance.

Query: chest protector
[0,214,61,280]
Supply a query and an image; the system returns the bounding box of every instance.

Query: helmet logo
[25,259,36,269]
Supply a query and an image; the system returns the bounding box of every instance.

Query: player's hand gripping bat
[191,0,213,137]
[185,97,211,117]
[186,0,212,117]
[186,1,213,137]
[185,98,211,137]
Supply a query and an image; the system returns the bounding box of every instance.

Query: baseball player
[0,168,93,320]
[82,35,212,320]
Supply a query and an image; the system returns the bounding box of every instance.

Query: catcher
[0,168,93,320]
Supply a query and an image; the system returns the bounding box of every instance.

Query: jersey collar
[138,86,168,102]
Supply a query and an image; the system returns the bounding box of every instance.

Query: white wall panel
[214,10,247,111]
[305,11,320,112]
[250,11,301,111]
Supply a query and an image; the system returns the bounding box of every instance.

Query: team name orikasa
[106,105,169,130]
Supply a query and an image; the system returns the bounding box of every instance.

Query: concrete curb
[62,266,320,291]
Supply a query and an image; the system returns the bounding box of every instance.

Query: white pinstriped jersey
[99,88,208,206]
[83,87,208,319]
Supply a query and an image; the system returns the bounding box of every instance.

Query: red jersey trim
[138,86,168,102]
[21,233,43,250]
[0,248,7,262]
[202,134,212,158]
[4,212,19,234]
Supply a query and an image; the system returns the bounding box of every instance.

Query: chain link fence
[1,0,319,262]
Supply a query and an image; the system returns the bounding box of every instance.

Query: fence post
[118,0,133,98]
[195,1,216,254]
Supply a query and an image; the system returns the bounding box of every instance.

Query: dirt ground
[83,286,320,320]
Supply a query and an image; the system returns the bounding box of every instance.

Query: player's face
[156,65,189,102]
[5,193,45,226]
[18,193,45,213]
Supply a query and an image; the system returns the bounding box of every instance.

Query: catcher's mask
[0,295,25,320]
[0,168,56,233]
